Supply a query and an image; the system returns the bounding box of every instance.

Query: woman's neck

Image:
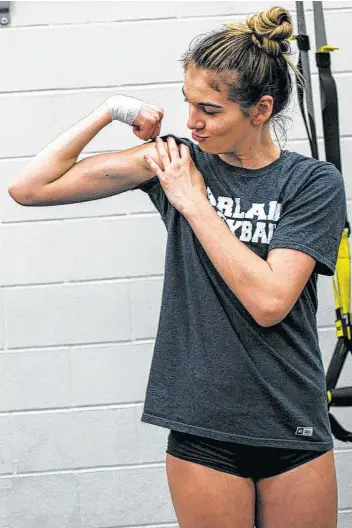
[218,131,281,169]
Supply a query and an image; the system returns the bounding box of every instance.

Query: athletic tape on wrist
[106,95,143,125]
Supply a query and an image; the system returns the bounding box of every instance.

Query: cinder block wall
[1,2,351,527]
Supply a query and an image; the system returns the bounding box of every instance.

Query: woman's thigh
[255,449,337,528]
[165,430,256,528]
[166,454,256,528]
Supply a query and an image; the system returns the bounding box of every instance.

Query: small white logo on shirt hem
[295,427,313,437]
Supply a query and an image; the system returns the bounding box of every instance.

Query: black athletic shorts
[166,430,331,481]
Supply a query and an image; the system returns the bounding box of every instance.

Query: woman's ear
[251,95,274,125]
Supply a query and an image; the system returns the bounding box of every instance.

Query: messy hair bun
[247,7,293,56]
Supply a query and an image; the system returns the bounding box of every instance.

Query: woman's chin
[192,139,212,150]
[196,142,219,154]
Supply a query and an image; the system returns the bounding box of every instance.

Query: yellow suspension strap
[326,226,352,441]
[332,227,351,341]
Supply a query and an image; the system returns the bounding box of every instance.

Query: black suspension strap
[294,2,319,160]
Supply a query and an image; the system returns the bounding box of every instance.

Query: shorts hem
[141,412,334,452]
[166,448,249,479]
[260,450,330,479]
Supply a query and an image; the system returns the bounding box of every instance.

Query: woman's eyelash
[183,97,217,116]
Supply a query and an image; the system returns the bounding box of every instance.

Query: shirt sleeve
[131,134,195,221]
[268,164,347,276]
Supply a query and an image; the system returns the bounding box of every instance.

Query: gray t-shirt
[133,134,347,451]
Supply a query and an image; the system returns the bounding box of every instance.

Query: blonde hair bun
[246,6,293,56]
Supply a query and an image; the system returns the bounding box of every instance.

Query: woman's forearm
[11,103,111,191]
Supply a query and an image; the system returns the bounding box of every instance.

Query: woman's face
[183,64,255,155]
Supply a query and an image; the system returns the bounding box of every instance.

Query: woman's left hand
[144,136,208,214]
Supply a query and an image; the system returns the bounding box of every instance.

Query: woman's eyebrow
[182,86,223,108]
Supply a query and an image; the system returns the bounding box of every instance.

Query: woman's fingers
[166,136,181,162]
[151,122,161,140]
[133,102,164,140]
[156,137,171,167]
[146,121,160,141]
[132,125,151,142]
[144,137,186,176]
[155,136,182,164]
[179,143,191,159]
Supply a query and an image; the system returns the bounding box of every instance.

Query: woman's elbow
[254,299,287,328]
[8,185,32,206]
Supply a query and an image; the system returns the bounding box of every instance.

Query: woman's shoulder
[282,149,342,176]
[279,150,345,202]
[157,136,343,188]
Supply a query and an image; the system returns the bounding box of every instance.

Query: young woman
[9,6,346,528]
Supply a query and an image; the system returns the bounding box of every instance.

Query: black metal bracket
[0,2,10,26]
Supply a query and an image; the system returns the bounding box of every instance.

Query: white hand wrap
[106,95,143,125]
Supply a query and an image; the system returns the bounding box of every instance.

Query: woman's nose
[187,107,205,131]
